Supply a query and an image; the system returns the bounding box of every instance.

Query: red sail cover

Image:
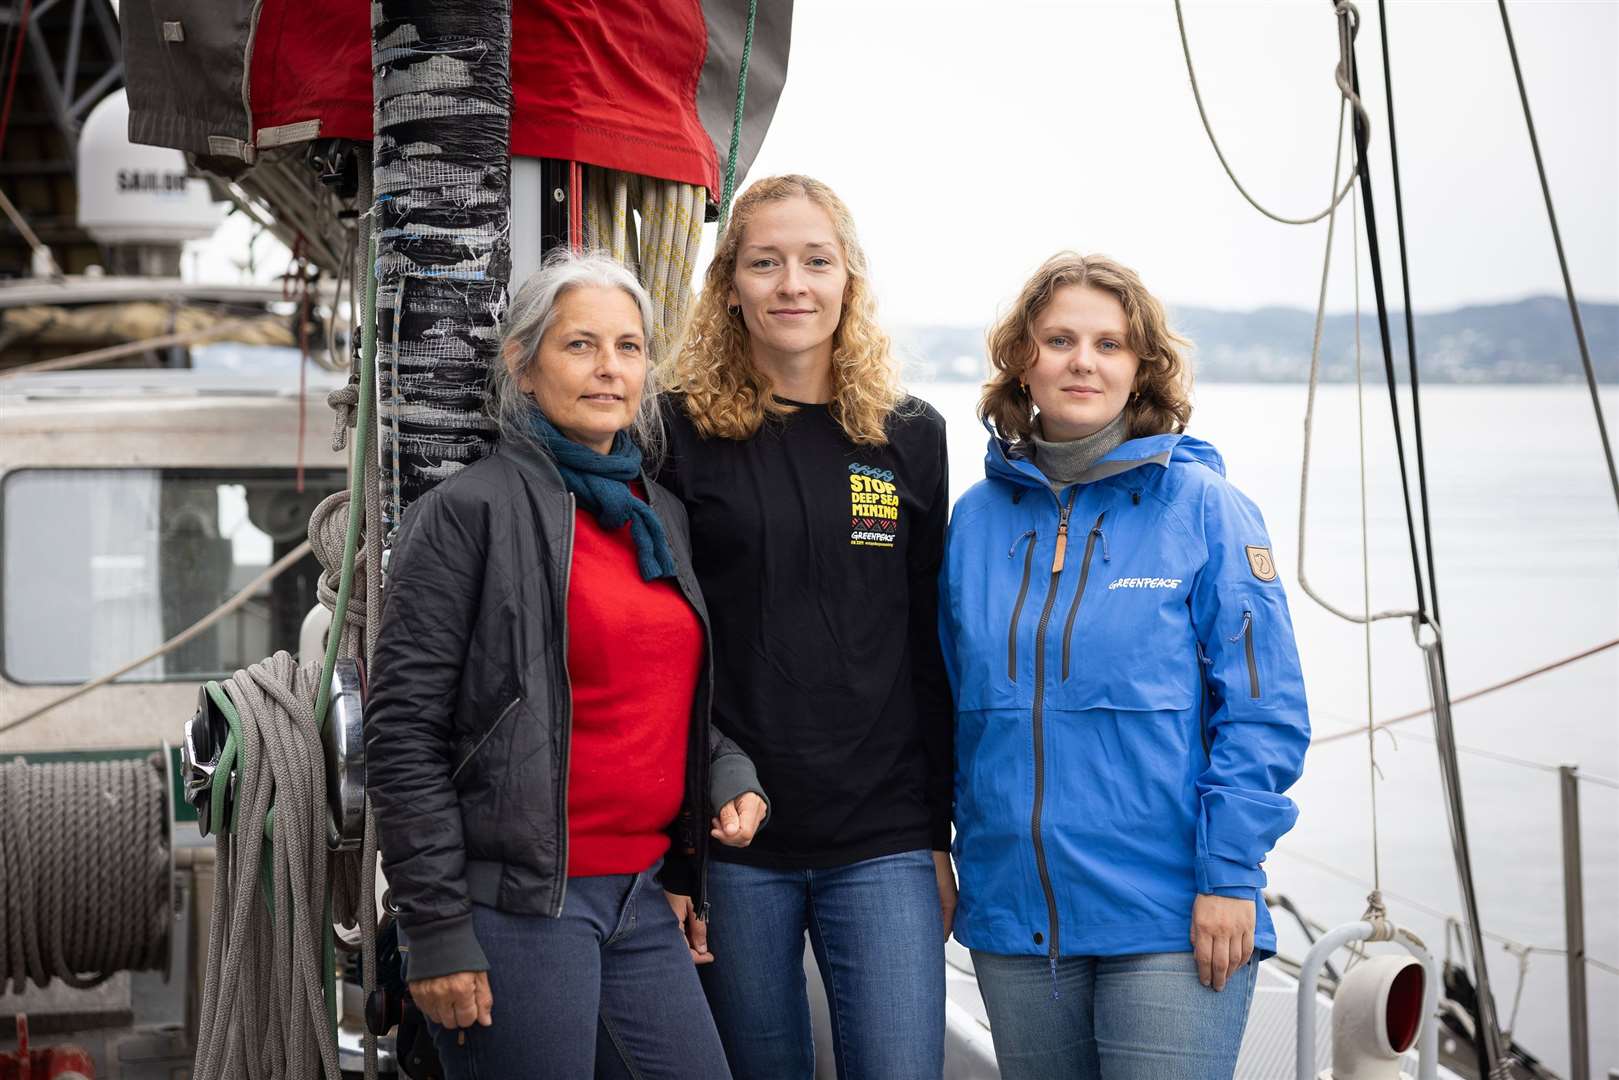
[248,3,372,144]
[248,0,736,191]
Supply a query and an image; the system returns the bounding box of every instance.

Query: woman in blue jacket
[940,253,1310,1080]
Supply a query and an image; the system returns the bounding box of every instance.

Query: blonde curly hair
[981,252,1193,444]
[664,175,903,446]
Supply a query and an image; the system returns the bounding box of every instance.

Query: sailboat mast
[370,0,514,537]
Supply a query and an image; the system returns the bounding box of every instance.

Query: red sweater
[565,495,702,878]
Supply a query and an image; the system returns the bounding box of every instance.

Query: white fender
[300,603,333,666]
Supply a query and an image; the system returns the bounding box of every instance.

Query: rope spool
[0,755,170,993]
[192,652,367,1080]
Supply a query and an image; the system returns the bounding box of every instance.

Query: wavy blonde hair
[664,175,903,446]
[981,252,1193,445]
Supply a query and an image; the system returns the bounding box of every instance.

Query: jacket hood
[983,425,1227,490]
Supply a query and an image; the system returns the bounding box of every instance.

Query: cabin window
[2,468,344,684]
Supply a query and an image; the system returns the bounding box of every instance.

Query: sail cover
[121,0,791,196]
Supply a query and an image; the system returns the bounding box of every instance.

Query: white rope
[577,168,707,364]
[1350,179,1385,901]
[1173,0,1366,226]
[0,185,63,279]
[0,317,285,380]
[1294,88,1418,625]
[0,541,315,737]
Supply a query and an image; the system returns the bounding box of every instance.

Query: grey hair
[490,247,664,466]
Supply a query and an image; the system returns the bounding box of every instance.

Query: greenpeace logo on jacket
[939,431,1310,960]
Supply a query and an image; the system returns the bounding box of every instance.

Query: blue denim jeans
[699,849,945,1080]
[970,950,1258,1080]
[416,864,731,1080]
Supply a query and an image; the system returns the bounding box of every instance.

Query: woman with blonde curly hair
[939,253,1310,1079]
[655,175,954,1079]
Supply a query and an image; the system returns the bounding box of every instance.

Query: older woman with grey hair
[367,249,768,1080]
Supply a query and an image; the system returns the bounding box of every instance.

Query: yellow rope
[575,168,707,364]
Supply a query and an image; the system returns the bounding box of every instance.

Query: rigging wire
[1348,12,1507,1072]
[1311,636,1618,745]
[1275,846,1619,981]
[1173,0,1363,225]
[1376,0,1445,627]
[0,0,29,158]
[1493,0,1619,518]
[1294,58,1417,625]
[1350,173,1383,899]
[1360,728,1619,792]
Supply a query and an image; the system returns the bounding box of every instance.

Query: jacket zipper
[552,494,577,917]
[1006,531,1037,681]
[450,696,521,781]
[1059,513,1108,680]
[1030,488,1077,963]
[1230,610,1260,698]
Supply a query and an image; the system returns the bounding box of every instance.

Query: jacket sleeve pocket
[1186,483,1311,893]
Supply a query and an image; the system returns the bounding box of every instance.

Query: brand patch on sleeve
[1245,545,1277,582]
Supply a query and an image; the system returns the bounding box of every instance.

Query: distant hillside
[895,296,1619,384]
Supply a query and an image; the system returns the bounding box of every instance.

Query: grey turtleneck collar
[1030,411,1129,491]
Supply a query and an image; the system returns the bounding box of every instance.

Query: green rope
[312,228,379,732]
[196,222,378,1065]
[716,0,758,235]
[204,681,241,837]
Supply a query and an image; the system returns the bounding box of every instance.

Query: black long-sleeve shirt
[655,393,954,868]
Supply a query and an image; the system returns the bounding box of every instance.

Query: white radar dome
[77,89,223,245]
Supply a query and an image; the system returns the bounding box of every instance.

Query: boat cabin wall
[0,383,348,754]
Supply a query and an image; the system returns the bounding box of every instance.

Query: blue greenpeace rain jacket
[940,431,1309,959]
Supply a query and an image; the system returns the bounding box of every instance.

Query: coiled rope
[0,755,170,992]
[191,652,361,1080]
[194,205,383,1080]
[581,167,707,364]
[190,488,378,1080]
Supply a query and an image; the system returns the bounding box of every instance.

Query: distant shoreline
[895,295,1618,386]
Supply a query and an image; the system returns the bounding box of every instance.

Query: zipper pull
[1008,529,1036,559]
[1051,492,1078,573]
[1227,610,1253,643]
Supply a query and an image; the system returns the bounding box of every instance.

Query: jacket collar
[985,425,1192,493]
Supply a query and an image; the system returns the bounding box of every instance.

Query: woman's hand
[666,892,713,965]
[710,792,767,847]
[409,970,494,1030]
[1191,893,1255,991]
[933,851,958,938]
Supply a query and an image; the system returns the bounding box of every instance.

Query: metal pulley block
[324,657,367,850]
[181,682,235,837]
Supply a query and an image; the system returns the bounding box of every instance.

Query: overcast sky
[725,0,1618,326]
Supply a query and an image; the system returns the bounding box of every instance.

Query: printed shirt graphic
[848,463,902,547]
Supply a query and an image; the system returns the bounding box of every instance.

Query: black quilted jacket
[366,439,761,982]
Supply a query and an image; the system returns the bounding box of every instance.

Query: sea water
[914,380,1619,1077]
